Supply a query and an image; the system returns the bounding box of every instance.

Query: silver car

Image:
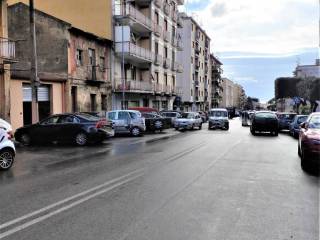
[174,112,203,130]
[208,108,229,130]
[107,110,146,137]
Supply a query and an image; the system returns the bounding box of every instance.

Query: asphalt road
[0,118,318,240]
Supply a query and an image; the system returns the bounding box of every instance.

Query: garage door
[23,85,50,102]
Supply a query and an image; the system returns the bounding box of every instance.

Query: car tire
[298,145,301,157]
[273,131,279,136]
[175,127,179,131]
[131,127,141,137]
[191,125,194,130]
[20,133,31,146]
[301,149,308,171]
[250,127,256,135]
[0,148,15,170]
[75,132,88,146]
[199,124,202,130]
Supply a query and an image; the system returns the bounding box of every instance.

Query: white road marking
[0,169,143,231]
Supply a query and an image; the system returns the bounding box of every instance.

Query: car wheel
[298,145,301,157]
[75,132,88,146]
[191,124,194,130]
[175,127,179,131]
[250,127,256,135]
[20,133,31,146]
[199,123,202,130]
[131,127,141,137]
[273,131,278,136]
[0,149,15,170]
[301,149,308,171]
[154,120,163,130]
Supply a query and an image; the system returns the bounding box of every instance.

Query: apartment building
[294,59,320,78]
[8,3,112,130]
[177,13,211,111]
[210,54,223,108]
[112,0,184,110]
[0,0,16,121]
[220,77,245,109]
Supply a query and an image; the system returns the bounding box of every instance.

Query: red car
[298,112,320,172]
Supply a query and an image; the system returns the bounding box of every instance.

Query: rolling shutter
[23,84,50,102]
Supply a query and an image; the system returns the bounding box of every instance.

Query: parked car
[160,111,182,126]
[15,113,114,146]
[141,113,171,132]
[208,108,229,130]
[298,113,320,172]
[0,119,15,170]
[128,107,159,114]
[174,112,202,131]
[241,111,255,126]
[289,115,308,138]
[226,107,236,119]
[107,110,146,137]
[250,111,279,136]
[277,112,297,131]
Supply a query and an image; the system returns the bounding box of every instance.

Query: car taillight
[7,131,13,140]
[96,120,106,129]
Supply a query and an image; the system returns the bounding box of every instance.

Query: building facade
[177,13,212,111]
[220,77,245,109]
[0,0,16,121]
[8,3,112,130]
[294,59,320,78]
[112,0,184,110]
[210,54,223,108]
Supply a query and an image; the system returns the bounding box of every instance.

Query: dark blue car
[289,115,308,138]
[277,113,297,131]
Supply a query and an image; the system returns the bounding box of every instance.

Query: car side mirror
[300,122,307,129]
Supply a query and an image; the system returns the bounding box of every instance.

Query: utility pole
[29,0,39,123]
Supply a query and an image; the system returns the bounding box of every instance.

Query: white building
[112,0,184,110]
[294,59,320,78]
[176,13,212,111]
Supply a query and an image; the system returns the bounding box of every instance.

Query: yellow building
[8,0,112,41]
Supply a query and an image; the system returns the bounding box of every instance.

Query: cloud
[183,0,318,54]
[210,3,227,17]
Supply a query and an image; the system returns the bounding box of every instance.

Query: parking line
[0,169,143,231]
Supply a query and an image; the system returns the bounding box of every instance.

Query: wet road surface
[0,118,318,240]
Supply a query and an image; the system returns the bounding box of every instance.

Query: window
[100,57,105,70]
[41,116,59,125]
[155,71,159,83]
[192,41,194,48]
[172,76,175,87]
[155,42,159,54]
[155,11,159,24]
[88,48,96,66]
[118,111,130,120]
[164,74,168,85]
[58,115,79,124]
[101,95,107,111]
[191,89,193,96]
[76,49,83,66]
[90,94,96,111]
[164,47,168,58]
[191,57,193,63]
[107,112,116,120]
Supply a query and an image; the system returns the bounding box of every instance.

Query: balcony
[176,0,184,5]
[194,80,200,87]
[154,54,163,66]
[154,0,162,8]
[177,39,183,51]
[153,23,162,37]
[86,66,106,86]
[114,4,152,34]
[195,59,200,70]
[171,34,177,47]
[154,83,164,93]
[195,43,200,54]
[114,79,153,93]
[172,10,178,22]
[163,58,171,69]
[177,15,183,28]
[0,38,15,63]
[164,2,170,16]
[163,29,170,42]
[177,62,183,73]
[115,42,153,65]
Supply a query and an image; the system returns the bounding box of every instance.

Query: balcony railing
[163,29,170,42]
[194,80,200,87]
[195,43,200,54]
[163,58,171,69]
[172,10,178,22]
[115,42,153,62]
[114,4,152,30]
[114,79,153,92]
[177,39,183,51]
[154,54,163,66]
[176,62,183,73]
[164,2,170,15]
[154,23,162,37]
[0,38,15,62]
[154,0,162,8]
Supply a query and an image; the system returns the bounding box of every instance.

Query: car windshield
[308,115,320,129]
[209,111,227,117]
[180,113,194,119]
[255,112,277,119]
[297,116,308,124]
[278,114,296,120]
[129,112,141,119]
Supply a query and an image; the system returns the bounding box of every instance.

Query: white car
[208,108,229,130]
[0,119,15,170]
[174,112,203,130]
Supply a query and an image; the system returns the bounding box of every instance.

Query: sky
[179,0,319,102]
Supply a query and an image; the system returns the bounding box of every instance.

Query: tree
[296,77,320,112]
